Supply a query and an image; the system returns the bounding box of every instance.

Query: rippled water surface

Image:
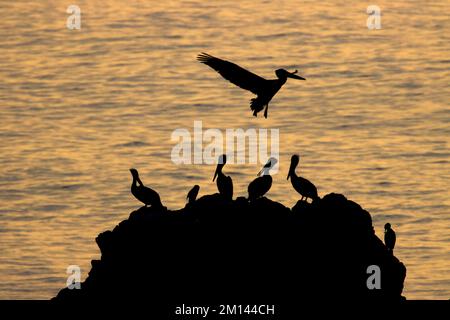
[0,0,449,299]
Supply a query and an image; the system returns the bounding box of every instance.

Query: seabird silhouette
[287,154,319,203]
[186,185,200,204]
[197,52,305,118]
[213,154,233,200]
[384,223,396,253]
[129,168,163,208]
[248,157,278,201]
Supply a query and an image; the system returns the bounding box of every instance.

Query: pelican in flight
[287,155,319,203]
[248,157,278,201]
[186,185,200,204]
[213,154,233,200]
[197,52,305,118]
[129,168,163,208]
[384,223,396,253]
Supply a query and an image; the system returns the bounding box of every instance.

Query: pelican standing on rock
[186,185,200,204]
[129,168,163,208]
[248,157,278,201]
[197,53,306,118]
[213,154,233,200]
[384,223,396,253]
[287,155,319,203]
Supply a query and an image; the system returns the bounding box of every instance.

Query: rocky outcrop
[54,193,406,308]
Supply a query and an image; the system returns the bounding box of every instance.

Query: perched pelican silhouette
[213,154,233,200]
[384,223,396,253]
[186,185,200,204]
[129,168,163,208]
[197,52,305,118]
[248,157,278,201]
[287,155,319,203]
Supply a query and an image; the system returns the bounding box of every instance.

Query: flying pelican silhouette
[197,52,305,118]
[129,168,163,208]
[287,155,319,203]
[186,185,200,204]
[384,223,396,253]
[248,157,278,201]
[213,154,233,200]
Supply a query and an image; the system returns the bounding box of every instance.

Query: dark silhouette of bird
[287,154,319,203]
[186,185,200,204]
[129,168,162,208]
[213,154,233,200]
[248,157,278,201]
[384,223,396,253]
[197,52,305,118]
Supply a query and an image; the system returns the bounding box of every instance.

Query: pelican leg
[263,104,269,118]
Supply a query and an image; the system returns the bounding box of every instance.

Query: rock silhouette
[54,192,406,310]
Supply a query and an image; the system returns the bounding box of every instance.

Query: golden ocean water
[0,0,448,299]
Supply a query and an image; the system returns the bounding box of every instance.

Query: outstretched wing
[197,53,266,95]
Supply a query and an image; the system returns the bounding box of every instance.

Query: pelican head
[213,154,227,182]
[258,157,278,176]
[275,69,305,80]
[287,154,300,180]
[384,223,391,231]
[130,168,143,185]
[130,168,139,179]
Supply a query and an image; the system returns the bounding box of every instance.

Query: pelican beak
[287,164,294,180]
[257,169,263,177]
[287,70,305,80]
[213,165,219,182]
